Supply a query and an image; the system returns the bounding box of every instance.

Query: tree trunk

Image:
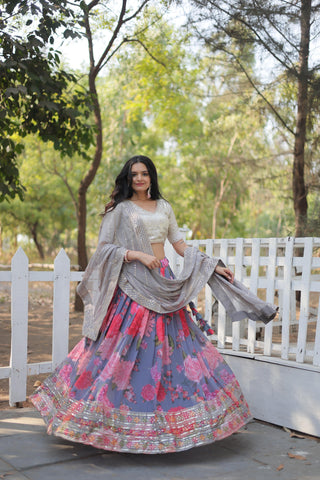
[74,68,103,311]
[212,175,229,239]
[293,0,311,237]
[30,221,45,259]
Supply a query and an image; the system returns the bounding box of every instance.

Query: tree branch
[123,0,150,24]
[94,0,128,76]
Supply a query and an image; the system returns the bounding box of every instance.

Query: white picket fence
[1,237,320,408]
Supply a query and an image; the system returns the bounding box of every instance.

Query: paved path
[0,408,319,480]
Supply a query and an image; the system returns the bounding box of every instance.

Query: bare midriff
[151,242,166,260]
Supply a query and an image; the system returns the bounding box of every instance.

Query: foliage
[0,0,94,202]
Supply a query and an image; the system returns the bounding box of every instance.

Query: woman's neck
[131,193,149,202]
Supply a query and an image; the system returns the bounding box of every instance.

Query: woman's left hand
[214,265,234,283]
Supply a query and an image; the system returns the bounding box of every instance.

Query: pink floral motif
[184,355,203,383]
[219,368,235,385]
[196,353,210,378]
[99,336,119,361]
[97,384,114,408]
[150,364,161,383]
[100,351,120,381]
[141,384,156,401]
[113,360,134,390]
[202,343,220,372]
[69,339,85,360]
[201,383,216,400]
[176,364,183,373]
[59,364,73,385]
[119,404,130,414]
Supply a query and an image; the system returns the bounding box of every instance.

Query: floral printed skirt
[30,258,251,454]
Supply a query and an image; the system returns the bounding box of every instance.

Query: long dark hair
[103,155,162,214]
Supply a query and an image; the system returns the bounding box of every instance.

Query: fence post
[281,237,294,360]
[296,238,313,363]
[233,238,244,351]
[264,238,277,356]
[10,248,29,406]
[52,249,70,368]
[248,238,260,353]
[313,296,320,366]
[217,239,228,348]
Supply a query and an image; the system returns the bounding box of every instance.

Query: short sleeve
[167,203,183,244]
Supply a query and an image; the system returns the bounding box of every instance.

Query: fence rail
[1,237,320,406]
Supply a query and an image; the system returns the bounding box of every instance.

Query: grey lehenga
[77,200,278,341]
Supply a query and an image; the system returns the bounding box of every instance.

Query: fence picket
[52,249,70,368]
[248,238,260,353]
[264,238,277,355]
[233,238,244,351]
[9,248,29,406]
[296,238,313,363]
[217,239,228,348]
[281,237,294,360]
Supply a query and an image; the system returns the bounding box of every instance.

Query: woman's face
[131,162,151,194]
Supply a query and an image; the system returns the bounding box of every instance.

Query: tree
[0,0,94,202]
[187,0,320,236]
[70,1,175,309]
[0,135,78,259]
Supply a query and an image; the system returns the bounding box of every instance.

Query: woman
[31,155,277,454]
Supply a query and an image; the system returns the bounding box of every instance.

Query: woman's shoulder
[157,198,174,215]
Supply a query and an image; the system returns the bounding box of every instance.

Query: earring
[147,184,152,199]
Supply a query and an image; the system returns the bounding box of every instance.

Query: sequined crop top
[130,199,183,244]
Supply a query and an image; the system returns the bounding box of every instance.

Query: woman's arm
[172,239,234,283]
[125,250,161,269]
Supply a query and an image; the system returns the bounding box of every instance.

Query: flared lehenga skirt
[30,258,251,454]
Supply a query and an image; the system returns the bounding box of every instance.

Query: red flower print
[106,313,123,338]
[74,370,93,390]
[156,316,165,343]
[178,310,190,337]
[184,355,203,383]
[141,384,156,401]
[128,307,145,337]
[156,382,166,402]
[168,406,183,413]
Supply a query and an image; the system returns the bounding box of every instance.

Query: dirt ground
[0,281,83,409]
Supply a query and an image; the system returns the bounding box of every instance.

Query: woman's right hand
[126,250,161,270]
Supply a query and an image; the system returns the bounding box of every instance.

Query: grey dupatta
[78,200,278,341]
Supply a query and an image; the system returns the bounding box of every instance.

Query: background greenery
[1,0,319,265]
